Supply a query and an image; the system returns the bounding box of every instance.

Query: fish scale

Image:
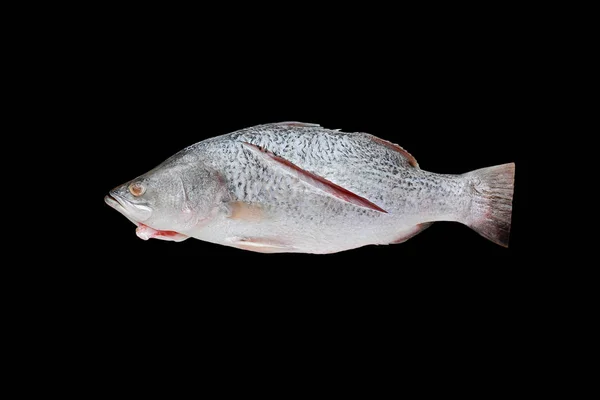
[200,124,447,218]
[105,122,515,253]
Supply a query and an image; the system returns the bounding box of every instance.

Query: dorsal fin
[241,142,387,213]
[369,135,419,168]
[272,121,321,128]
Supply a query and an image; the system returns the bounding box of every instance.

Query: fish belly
[189,189,421,254]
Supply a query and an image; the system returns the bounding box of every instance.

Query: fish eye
[129,182,146,197]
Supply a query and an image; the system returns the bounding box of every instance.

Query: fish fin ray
[227,237,295,253]
[390,223,433,244]
[369,135,419,168]
[136,224,189,242]
[271,121,321,128]
[464,163,515,247]
[227,201,264,222]
[241,142,387,213]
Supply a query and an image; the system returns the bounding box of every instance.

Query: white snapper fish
[105,122,515,253]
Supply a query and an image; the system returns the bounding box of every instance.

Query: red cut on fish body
[240,142,387,213]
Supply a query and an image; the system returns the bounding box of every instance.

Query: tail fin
[465,163,515,247]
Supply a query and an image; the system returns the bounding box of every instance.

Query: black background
[86,57,530,302]
[87,39,529,268]
[53,15,535,364]
[9,9,550,385]
[96,111,525,264]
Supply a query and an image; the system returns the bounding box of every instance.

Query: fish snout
[109,183,126,197]
[105,191,122,210]
[105,184,129,210]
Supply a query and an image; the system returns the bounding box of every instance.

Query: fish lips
[104,192,152,225]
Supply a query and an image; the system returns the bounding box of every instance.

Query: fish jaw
[105,195,188,242]
[105,183,152,219]
[104,194,140,227]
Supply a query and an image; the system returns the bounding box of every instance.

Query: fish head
[105,160,226,233]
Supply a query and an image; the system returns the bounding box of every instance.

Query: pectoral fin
[227,201,264,222]
[241,142,387,213]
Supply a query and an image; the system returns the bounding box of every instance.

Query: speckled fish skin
[105,122,515,253]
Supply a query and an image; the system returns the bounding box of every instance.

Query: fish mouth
[104,193,140,227]
[105,193,124,211]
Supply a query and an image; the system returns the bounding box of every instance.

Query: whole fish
[105,122,515,253]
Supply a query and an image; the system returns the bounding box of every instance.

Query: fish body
[105,122,515,253]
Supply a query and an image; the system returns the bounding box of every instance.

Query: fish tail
[463,163,515,247]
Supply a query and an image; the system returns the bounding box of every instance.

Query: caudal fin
[465,163,515,247]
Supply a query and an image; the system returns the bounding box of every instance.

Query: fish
[105,121,515,254]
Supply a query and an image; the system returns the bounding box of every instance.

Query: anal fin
[390,223,433,244]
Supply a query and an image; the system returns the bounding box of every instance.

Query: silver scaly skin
[105,122,515,253]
